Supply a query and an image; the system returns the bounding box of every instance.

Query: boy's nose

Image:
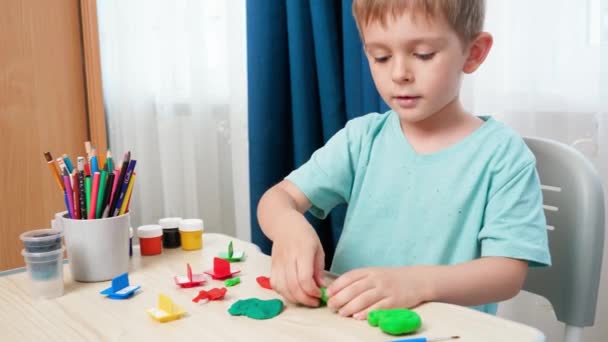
[391,59,414,83]
[393,71,414,83]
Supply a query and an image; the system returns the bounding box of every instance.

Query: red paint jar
[137,224,163,256]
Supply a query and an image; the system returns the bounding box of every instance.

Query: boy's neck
[398,97,484,154]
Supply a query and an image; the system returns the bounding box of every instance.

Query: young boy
[257,0,551,319]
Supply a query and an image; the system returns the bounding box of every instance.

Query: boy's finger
[280,270,298,304]
[297,259,322,298]
[287,264,319,306]
[313,249,326,287]
[327,269,365,297]
[353,297,391,320]
[327,277,370,310]
[337,288,379,317]
[271,261,297,304]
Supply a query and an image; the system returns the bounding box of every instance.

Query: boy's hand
[269,212,325,307]
[326,266,431,320]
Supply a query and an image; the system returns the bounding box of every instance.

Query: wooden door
[0,0,106,270]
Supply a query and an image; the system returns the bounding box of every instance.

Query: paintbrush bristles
[44,152,53,162]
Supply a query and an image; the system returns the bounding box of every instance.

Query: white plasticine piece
[175,276,190,283]
[176,274,205,284]
[147,308,169,319]
[115,285,139,295]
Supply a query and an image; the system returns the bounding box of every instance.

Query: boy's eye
[414,52,436,61]
[373,56,391,63]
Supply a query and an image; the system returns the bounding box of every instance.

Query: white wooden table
[0,233,545,341]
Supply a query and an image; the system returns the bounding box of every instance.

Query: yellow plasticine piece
[146,293,186,323]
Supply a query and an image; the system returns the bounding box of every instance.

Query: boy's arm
[424,256,527,306]
[327,256,527,318]
[257,180,311,241]
[257,180,325,306]
[258,115,374,306]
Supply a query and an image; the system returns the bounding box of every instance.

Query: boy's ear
[463,32,493,74]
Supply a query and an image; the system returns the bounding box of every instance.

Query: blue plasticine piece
[100,272,140,300]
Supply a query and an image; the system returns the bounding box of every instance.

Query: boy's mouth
[393,95,421,108]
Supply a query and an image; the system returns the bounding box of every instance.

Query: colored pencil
[112,159,136,217]
[89,172,100,219]
[77,157,87,219]
[62,154,74,173]
[44,145,137,220]
[63,191,71,218]
[108,152,130,216]
[72,171,81,219]
[56,158,66,175]
[102,170,120,218]
[106,150,114,172]
[108,170,120,210]
[119,173,136,215]
[124,172,135,213]
[97,151,106,173]
[100,172,115,218]
[43,152,64,191]
[90,148,99,174]
[85,176,92,218]
[96,170,108,219]
[63,175,75,219]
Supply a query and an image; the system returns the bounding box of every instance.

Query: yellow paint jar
[179,219,204,251]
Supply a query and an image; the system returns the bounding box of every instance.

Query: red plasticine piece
[174,263,206,288]
[207,287,227,300]
[192,291,209,303]
[192,287,227,303]
[256,276,272,290]
[204,257,240,280]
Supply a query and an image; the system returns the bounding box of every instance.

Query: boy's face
[361,12,470,123]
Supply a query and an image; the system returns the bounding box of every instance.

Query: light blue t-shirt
[286,111,551,314]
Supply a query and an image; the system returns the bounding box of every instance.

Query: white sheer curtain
[96,0,250,240]
[462,1,607,341]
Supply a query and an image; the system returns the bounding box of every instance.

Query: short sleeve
[479,161,552,267]
[285,117,368,219]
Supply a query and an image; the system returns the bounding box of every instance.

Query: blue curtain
[247,0,389,265]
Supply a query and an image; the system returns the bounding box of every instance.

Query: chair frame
[523,137,605,342]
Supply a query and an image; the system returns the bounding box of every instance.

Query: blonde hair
[352,0,485,44]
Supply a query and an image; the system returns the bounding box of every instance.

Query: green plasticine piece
[217,251,245,262]
[319,287,329,306]
[228,298,283,320]
[367,308,422,335]
[225,277,241,287]
[218,241,245,262]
